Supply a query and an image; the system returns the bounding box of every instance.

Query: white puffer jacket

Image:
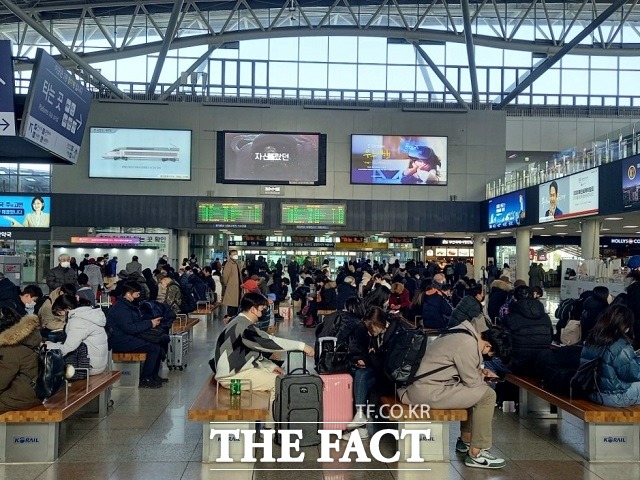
[48,306,109,375]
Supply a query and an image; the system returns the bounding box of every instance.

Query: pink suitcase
[320,373,353,431]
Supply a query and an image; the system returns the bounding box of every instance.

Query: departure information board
[197,202,263,224]
[281,203,346,226]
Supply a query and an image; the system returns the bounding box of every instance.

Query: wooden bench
[317,309,336,324]
[188,375,270,466]
[380,394,468,462]
[111,352,147,387]
[190,301,218,322]
[0,371,121,463]
[507,374,640,462]
[173,314,200,344]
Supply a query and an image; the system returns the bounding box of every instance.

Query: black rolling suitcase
[273,351,323,447]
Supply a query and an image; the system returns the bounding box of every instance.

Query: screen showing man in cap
[401,145,442,184]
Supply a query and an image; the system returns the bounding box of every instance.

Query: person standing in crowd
[79,253,91,272]
[46,254,78,291]
[126,256,143,276]
[84,258,103,297]
[487,278,512,324]
[486,261,498,287]
[287,257,299,285]
[528,262,544,290]
[222,250,243,320]
[76,273,97,307]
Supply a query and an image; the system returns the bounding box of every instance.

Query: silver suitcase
[167,331,189,370]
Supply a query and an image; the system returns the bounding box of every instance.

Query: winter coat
[421,289,453,330]
[399,320,491,408]
[48,306,109,375]
[38,287,66,331]
[222,259,242,308]
[84,264,103,288]
[336,283,356,310]
[77,286,97,307]
[487,279,511,322]
[581,338,640,395]
[125,260,142,275]
[0,315,41,413]
[625,281,640,349]
[105,259,118,277]
[164,281,183,315]
[502,298,553,374]
[389,289,411,311]
[318,283,338,310]
[448,295,484,330]
[528,266,545,289]
[315,311,368,365]
[0,276,25,315]
[580,295,609,342]
[45,265,77,290]
[106,297,156,352]
[189,274,208,302]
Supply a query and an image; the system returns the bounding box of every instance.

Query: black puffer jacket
[487,279,511,322]
[580,295,609,342]
[503,298,553,374]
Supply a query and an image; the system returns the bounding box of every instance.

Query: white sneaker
[464,449,506,469]
[342,427,369,441]
[346,411,367,429]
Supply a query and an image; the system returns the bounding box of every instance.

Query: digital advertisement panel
[351,135,448,185]
[89,128,192,180]
[488,191,526,230]
[220,132,322,185]
[538,169,598,223]
[0,195,51,228]
[623,156,640,209]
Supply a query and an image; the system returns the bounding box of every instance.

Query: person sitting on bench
[398,320,512,469]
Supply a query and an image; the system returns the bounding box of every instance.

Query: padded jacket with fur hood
[0,314,41,413]
[488,279,511,322]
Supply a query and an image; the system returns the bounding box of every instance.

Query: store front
[0,229,50,285]
[422,238,475,266]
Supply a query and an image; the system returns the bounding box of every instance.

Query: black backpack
[384,326,473,386]
[535,346,582,396]
[555,298,576,323]
[179,284,197,313]
[21,343,65,400]
[611,292,629,307]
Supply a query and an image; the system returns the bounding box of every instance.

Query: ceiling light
[623,225,639,229]
[601,228,611,231]
[541,234,551,237]
[553,224,568,227]
[532,227,545,230]
[557,232,568,235]
[499,231,512,234]
[605,217,623,221]
[380,231,390,235]
[488,233,497,236]
[434,232,445,235]
[508,154,517,159]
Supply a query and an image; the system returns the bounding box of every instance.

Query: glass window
[209,59,222,84]
[358,37,386,64]
[224,60,238,85]
[240,39,269,60]
[620,71,640,96]
[562,70,589,95]
[300,37,328,63]
[329,37,357,63]
[0,164,17,192]
[269,38,298,61]
[388,65,416,91]
[387,43,416,66]
[329,64,357,90]
[533,69,560,94]
[269,62,298,88]
[590,70,617,96]
[299,63,327,89]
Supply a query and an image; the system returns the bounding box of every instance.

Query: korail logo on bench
[14,437,40,444]
[603,436,627,444]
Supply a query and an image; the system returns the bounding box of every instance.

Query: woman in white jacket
[46,295,109,375]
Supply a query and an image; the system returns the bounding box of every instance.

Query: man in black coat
[336,276,357,310]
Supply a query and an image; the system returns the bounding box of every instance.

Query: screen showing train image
[281,204,346,226]
[196,202,263,224]
[218,132,326,185]
[0,195,51,228]
[538,168,599,223]
[623,156,640,209]
[351,135,448,185]
[488,191,526,230]
[89,128,192,180]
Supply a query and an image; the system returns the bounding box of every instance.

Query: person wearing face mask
[212,292,314,425]
[222,249,243,320]
[46,254,78,291]
[19,285,43,315]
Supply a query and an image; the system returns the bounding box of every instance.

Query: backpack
[21,343,65,400]
[535,346,582,396]
[178,284,196,314]
[555,298,576,323]
[384,325,473,386]
[611,292,629,307]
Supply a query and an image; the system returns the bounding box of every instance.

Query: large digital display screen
[538,169,599,223]
[89,128,192,180]
[197,202,263,224]
[623,156,640,209]
[351,135,448,185]
[281,204,346,226]
[488,191,526,230]
[20,49,92,164]
[217,131,327,185]
[0,195,51,228]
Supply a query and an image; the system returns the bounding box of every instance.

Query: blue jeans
[591,382,640,407]
[352,367,376,406]
[484,357,511,376]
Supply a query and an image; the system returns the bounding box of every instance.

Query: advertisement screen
[89,128,192,180]
[488,191,526,230]
[538,169,598,223]
[351,135,448,185]
[623,157,640,209]
[218,132,326,185]
[0,195,51,228]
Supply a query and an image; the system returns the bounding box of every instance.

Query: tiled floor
[12,292,630,480]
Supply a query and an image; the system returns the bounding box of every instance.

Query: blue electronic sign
[488,190,526,230]
[19,49,92,164]
[0,40,16,136]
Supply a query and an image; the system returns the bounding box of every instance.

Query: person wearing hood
[580,286,610,342]
[46,254,77,291]
[489,286,552,375]
[46,295,109,375]
[422,278,453,330]
[448,285,489,333]
[487,278,511,323]
[0,307,41,413]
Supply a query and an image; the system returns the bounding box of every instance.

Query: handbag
[20,343,65,400]
[561,319,581,346]
[570,350,603,399]
[315,337,350,374]
[64,342,92,381]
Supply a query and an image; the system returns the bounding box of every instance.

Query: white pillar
[473,234,487,280]
[178,230,190,265]
[580,220,601,260]
[515,228,531,282]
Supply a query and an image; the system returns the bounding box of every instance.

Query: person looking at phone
[399,321,511,469]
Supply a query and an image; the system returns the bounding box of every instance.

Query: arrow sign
[0,40,16,137]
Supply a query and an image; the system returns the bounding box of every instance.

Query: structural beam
[414,43,469,110]
[0,0,129,99]
[147,0,184,96]
[158,43,219,100]
[494,0,629,109]
[460,0,480,105]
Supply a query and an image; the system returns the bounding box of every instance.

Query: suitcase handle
[317,336,337,357]
[286,350,310,375]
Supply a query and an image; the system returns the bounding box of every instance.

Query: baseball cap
[628,255,640,270]
[242,279,260,291]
